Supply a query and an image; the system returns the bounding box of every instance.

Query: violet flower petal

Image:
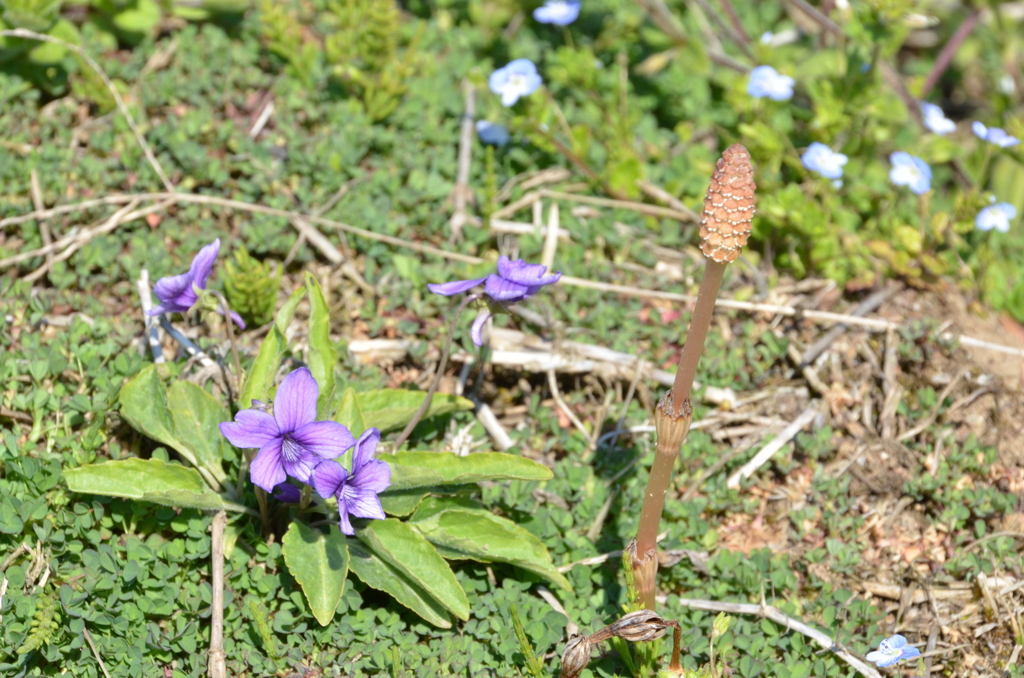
[227,309,247,330]
[219,409,280,449]
[272,483,302,503]
[351,428,381,469]
[150,271,197,315]
[427,277,489,296]
[338,503,355,535]
[312,460,347,499]
[250,438,287,491]
[484,274,530,301]
[273,368,319,433]
[351,458,391,494]
[291,420,356,460]
[279,438,321,484]
[188,238,220,290]
[470,309,491,346]
[343,487,387,522]
[497,256,561,287]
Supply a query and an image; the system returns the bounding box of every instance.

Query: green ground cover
[2,0,1024,676]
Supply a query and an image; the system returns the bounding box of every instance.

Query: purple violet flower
[312,428,391,535]
[972,121,1020,148]
[148,238,245,329]
[219,368,355,492]
[533,0,581,25]
[865,634,921,668]
[427,256,562,345]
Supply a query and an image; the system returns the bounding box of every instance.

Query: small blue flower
[889,152,931,195]
[489,59,543,107]
[976,201,1017,232]
[759,31,774,45]
[747,65,794,101]
[801,142,848,180]
[476,120,510,147]
[533,0,580,25]
[972,121,1020,148]
[921,102,956,135]
[866,634,921,668]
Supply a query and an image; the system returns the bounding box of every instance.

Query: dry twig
[665,597,884,678]
[726,405,820,488]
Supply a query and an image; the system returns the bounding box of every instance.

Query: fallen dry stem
[667,597,883,678]
[82,626,113,678]
[5,193,1024,360]
[208,510,227,678]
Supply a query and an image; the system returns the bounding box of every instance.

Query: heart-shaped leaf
[167,381,229,484]
[118,365,177,453]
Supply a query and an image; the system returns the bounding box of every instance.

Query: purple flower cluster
[220,368,390,535]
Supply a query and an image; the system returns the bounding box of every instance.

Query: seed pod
[559,633,593,678]
[699,143,756,263]
[609,609,674,643]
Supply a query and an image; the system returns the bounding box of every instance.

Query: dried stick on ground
[0,29,175,193]
[726,405,820,488]
[450,80,477,241]
[83,626,113,678]
[540,202,560,273]
[208,510,227,678]
[29,169,54,269]
[547,370,589,439]
[666,597,883,678]
[799,285,899,365]
[474,400,514,451]
[5,191,1024,360]
[137,269,164,364]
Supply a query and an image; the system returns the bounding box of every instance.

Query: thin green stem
[235,449,254,502]
[209,290,244,397]
[392,293,480,449]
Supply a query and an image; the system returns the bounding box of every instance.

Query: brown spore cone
[699,143,756,263]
